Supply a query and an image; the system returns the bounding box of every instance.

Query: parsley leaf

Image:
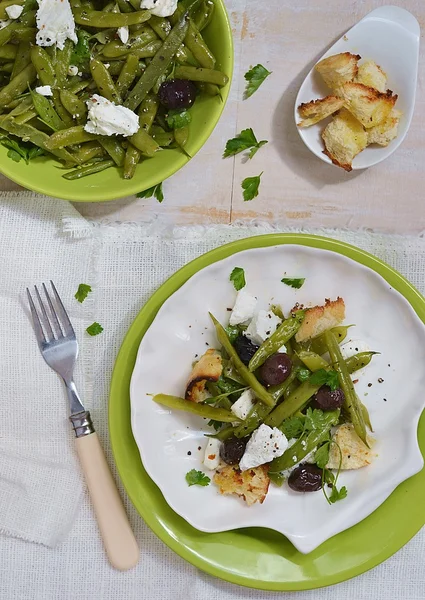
[242,172,263,201]
[329,484,348,503]
[321,441,348,504]
[223,128,268,159]
[185,469,211,487]
[281,277,305,289]
[1,137,44,164]
[7,148,22,162]
[280,416,305,439]
[86,322,103,336]
[229,266,246,291]
[136,182,164,203]
[225,325,240,344]
[309,368,339,391]
[207,420,222,431]
[75,283,92,303]
[166,108,192,129]
[296,367,311,383]
[70,29,91,66]
[244,64,272,99]
[314,443,330,469]
[303,408,329,433]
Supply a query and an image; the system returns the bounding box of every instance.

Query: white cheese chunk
[229,289,257,326]
[340,340,370,360]
[5,4,23,19]
[117,25,129,44]
[231,389,256,421]
[68,65,78,77]
[0,19,11,29]
[36,0,78,50]
[140,0,177,17]
[35,85,52,96]
[84,95,139,137]
[245,310,282,346]
[277,344,287,353]
[240,424,288,471]
[203,438,221,470]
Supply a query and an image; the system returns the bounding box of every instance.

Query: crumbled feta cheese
[340,340,370,360]
[245,310,282,345]
[239,424,288,471]
[140,0,178,17]
[5,4,23,19]
[0,19,11,29]
[84,95,139,137]
[35,85,53,96]
[203,438,221,470]
[229,289,257,326]
[36,0,77,50]
[231,389,256,421]
[117,25,129,44]
[104,63,110,69]
[68,65,78,77]
[277,344,287,353]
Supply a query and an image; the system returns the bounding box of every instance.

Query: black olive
[311,385,345,411]
[220,437,247,465]
[158,79,197,110]
[259,353,292,386]
[233,335,259,365]
[288,464,323,492]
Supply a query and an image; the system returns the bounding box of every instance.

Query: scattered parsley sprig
[86,322,103,336]
[185,469,211,487]
[75,283,92,303]
[229,267,246,291]
[244,64,272,99]
[281,278,305,289]
[242,172,263,201]
[309,368,339,391]
[223,128,268,159]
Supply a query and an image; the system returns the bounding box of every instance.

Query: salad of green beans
[0,0,228,180]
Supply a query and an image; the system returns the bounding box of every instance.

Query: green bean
[0,116,78,163]
[149,15,171,39]
[152,394,240,423]
[116,54,139,98]
[152,130,173,146]
[63,158,115,179]
[18,8,36,27]
[14,109,37,124]
[116,0,132,12]
[0,0,23,19]
[74,8,152,28]
[297,350,329,372]
[8,95,32,116]
[223,361,245,385]
[137,94,158,131]
[205,425,235,441]
[0,45,17,61]
[30,90,65,131]
[125,10,190,111]
[0,62,12,73]
[98,137,125,166]
[123,143,140,179]
[361,403,373,432]
[210,313,275,408]
[0,23,13,45]
[133,40,163,59]
[90,59,122,104]
[174,125,189,149]
[129,127,159,156]
[10,42,31,81]
[67,80,90,95]
[52,90,74,127]
[30,46,55,86]
[193,0,214,31]
[55,40,73,87]
[325,330,368,445]
[45,125,97,149]
[102,32,157,58]
[248,313,304,372]
[301,325,350,355]
[72,141,104,163]
[265,381,320,428]
[269,410,340,473]
[0,63,36,106]
[59,89,87,124]
[345,351,377,372]
[10,25,36,43]
[170,6,214,68]
[174,65,228,86]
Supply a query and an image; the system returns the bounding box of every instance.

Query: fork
[26,281,139,571]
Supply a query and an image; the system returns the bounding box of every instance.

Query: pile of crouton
[298,52,401,171]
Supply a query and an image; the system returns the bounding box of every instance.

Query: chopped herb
[207,420,222,431]
[70,29,91,66]
[1,136,44,164]
[270,304,284,319]
[166,108,191,129]
[321,441,348,504]
[223,128,268,159]
[185,469,211,487]
[329,484,348,503]
[296,367,311,383]
[242,172,263,201]
[314,443,330,469]
[309,368,339,391]
[74,283,92,303]
[229,266,246,291]
[281,278,305,289]
[303,408,330,433]
[269,472,285,486]
[86,322,103,336]
[225,325,240,343]
[280,415,305,439]
[136,182,164,203]
[244,64,272,99]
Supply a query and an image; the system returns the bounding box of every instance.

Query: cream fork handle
[75,432,139,571]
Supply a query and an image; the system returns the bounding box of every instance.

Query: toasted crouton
[367,108,402,147]
[295,297,345,343]
[327,423,375,469]
[214,464,270,506]
[322,109,367,171]
[340,82,397,128]
[315,52,361,90]
[185,349,222,403]
[297,96,345,128]
[356,60,387,93]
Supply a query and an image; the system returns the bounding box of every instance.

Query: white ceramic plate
[294,5,420,170]
[130,245,425,553]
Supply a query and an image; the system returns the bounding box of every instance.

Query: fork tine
[49,281,75,337]
[42,283,64,338]
[34,285,55,341]
[27,288,46,344]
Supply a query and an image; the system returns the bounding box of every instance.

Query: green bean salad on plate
[0,0,228,180]
[153,279,378,506]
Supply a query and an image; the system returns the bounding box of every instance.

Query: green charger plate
[0,1,233,202]
[109,233,425,591]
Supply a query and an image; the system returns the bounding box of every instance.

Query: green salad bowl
[0,1,233,202]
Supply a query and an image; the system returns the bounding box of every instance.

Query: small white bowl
[294,5,420,170]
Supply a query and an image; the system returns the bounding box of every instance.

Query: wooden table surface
[2,0,424,233]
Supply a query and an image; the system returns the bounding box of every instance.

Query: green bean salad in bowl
[0,0,232,200]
